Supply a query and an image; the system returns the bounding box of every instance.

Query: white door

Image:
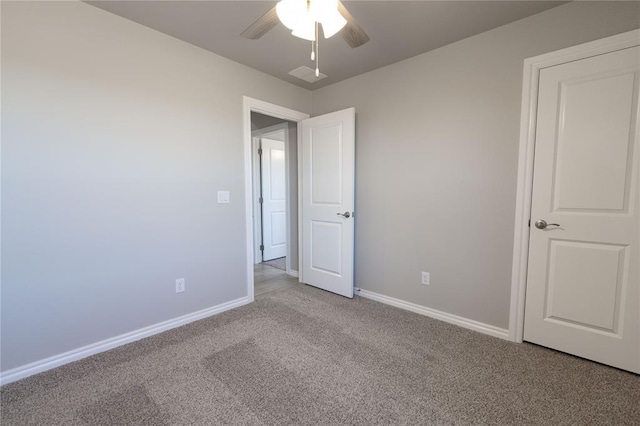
[524,46,639,373]
[301,108,355,298]
[261,138,287,261]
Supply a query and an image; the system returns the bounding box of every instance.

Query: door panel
[261,138,287,261]
[311,125,342,204]
[554,71,635,212]
[302,108,355,298]
[524,46,639,373]
[310,221,342,275]
[545,240,626,333]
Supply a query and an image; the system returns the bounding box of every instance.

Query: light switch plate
[217,191,230,204]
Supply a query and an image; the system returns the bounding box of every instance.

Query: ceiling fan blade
[240,5,279,39]
[337,1,370,48]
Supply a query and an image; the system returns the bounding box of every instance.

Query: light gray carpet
[2,282,639,425]
[262,256,286,271]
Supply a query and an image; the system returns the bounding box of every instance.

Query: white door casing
[261,138,287,261]
[301,108,355,298]
[523,46,640,373]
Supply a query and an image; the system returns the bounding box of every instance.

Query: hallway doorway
[254,262,297,298]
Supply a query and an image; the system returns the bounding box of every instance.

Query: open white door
[261,138,287,261]
[524,46,639,373]
[301,108,355,298]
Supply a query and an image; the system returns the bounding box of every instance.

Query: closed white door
[261,138,287,261]
[524,46,639,373]
[301,108,355,298]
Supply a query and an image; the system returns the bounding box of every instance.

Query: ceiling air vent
[288,66,327,83]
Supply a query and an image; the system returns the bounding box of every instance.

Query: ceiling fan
[240,0,369,77]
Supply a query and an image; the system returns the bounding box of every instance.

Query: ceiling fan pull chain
[315,21,320,77]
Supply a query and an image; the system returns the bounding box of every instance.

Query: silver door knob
[337,211,351,218]
[534,219,560,229]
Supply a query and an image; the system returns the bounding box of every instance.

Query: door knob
[534,219,560,229]
[337,211,351,218]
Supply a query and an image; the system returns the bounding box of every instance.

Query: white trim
[283,125,293,276]
[297,122,304,284]
[356,289,509,340]
[509,29,640,343]
[0,296,250,386]
[243,97,309,301]
[287,269,299,278]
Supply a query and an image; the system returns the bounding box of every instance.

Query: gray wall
[286,122,299,272]
[251,112,288,132]
[311,1,640,329]
[1,1,311,372]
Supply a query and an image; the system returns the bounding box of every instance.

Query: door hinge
[258,148,263,155]
[528,219,531,227]
[260,244,264,251]
[259,197,263,204]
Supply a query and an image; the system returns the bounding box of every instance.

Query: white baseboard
[355,288,509,340]
[0,296,250,386]
[286,269,299,278]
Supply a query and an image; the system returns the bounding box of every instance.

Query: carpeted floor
[1,282,639,425]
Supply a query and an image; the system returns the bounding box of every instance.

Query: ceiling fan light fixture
[292,17,317,41]
[277,0,345,40]
[240,0,369,49]
[308,0,338,23]
[320,12,347,38]
[276,0,304,31]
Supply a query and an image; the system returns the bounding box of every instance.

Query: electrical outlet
[175,278,185,293]
[421,272,430,285]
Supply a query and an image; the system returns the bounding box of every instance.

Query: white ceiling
[87,1,567,90]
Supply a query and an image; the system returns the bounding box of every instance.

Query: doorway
[251,116,297,295]
[243,97,357,302]
[252,120,291,268]
[243,98,309,302]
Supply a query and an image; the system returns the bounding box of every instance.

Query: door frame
[251,124,289,266]
[509,29,640,343]
[243,97,310,302]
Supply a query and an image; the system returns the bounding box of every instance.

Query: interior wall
[286,122,299,272]
[251,112,288,132]
[1,0,311,372]
[311,1,640,329]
